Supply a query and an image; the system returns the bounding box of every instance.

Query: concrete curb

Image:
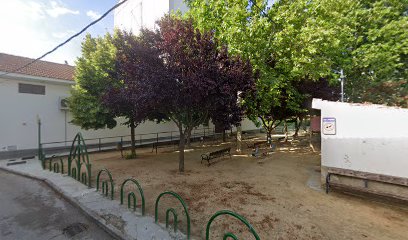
[0,166,128,240]
[0,159,185,240]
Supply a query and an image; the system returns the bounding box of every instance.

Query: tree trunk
[186,130,192,148]
[130,121,136,156]
[266,129,272,144]
[303,116,308,131]
[222,129,226,142]
[293,117,303,138]
[178,130,185,172]
[236,125,242,152]
[284,120,288,142]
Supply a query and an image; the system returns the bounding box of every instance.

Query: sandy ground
[69,134,408,240]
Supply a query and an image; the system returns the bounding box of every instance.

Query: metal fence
[39,127,220,157]
[40,133,261,239]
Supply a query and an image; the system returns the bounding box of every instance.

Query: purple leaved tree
[144,16,255,172]
[103,30,166,157]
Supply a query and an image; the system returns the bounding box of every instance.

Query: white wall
[0,76,259,151]
[170,0,189,13]
[114,0,144,34]
[312,99,408,178]
[0,76,181,150]
[0,77,124,150]
[114,0,188,34]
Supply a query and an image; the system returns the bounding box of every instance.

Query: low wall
[322,138,408,179]
[313,99,408,200]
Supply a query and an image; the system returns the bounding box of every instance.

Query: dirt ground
[80,134,408,240]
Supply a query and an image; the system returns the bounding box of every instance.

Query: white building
[312,99,408,200]
[0,53,258,159]
[114,0,188,34]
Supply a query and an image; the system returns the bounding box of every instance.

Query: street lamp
[37,114,41,159]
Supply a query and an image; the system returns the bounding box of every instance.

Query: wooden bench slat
[201,147,231,166]
[327,167,408,187]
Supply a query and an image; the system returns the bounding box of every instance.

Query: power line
[0,0,128,78]
[252,0,273,20]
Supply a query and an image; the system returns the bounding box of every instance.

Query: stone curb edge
[0,166,133,240]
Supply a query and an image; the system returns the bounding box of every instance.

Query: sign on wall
[322,117,336,135]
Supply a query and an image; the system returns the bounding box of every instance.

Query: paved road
[0,170,113,240]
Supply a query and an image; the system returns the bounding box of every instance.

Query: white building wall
[114,0,188,34]
[0,75,258,152]
[170,0,189,13]
[0,77,123,150]
[0,76,183,151]
[312,99,408,179]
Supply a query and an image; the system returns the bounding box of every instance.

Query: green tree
[345,0,408,107]
[69,33,117,130]
[187,0,343,136]
[69,32,150,157]
[188,0,408,111]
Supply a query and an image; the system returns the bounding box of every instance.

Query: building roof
[0,53,75,81]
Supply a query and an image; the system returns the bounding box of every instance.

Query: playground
[77,134,408,240]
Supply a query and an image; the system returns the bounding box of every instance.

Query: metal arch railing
[155,191,191,239]
[120,178,145,215]
[47,155,64,174]
[67,132,92,187]
[206,210,260,240]
[37,133,264,239]
[96,168,115,200]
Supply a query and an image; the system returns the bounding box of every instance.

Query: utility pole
[140,1,143,28]
[339,69,345,102]
[236,91,242,152]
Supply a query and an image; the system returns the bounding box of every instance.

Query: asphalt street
[0,169,113,240]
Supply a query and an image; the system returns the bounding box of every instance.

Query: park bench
[276,136,285,141]
[246,140,268,149]
[201,147,231,166]
[325,167,408,195]
[151,140,179,154]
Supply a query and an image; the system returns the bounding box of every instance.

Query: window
[18,83,45,95]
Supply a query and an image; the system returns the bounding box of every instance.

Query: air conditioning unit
[59,97,69,110]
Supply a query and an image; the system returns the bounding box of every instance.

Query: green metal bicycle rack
[67,133,92,187]
[166,208,178,232]
[81,172,87,185]
[120,178,145,215]
[155,191,190,239]
[96,168,114,200]
[205,210,260,240]
[47,155,64,174]
[222,232,238,240]
[71,167,77,179]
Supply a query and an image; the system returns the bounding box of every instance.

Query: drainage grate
[63,223,88,237]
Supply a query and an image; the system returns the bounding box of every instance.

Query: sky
[0,0,117,65]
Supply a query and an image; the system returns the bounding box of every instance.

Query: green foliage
[187,0,408,125]
[69,33,117,129]
[345,0,408,106]
[124,152,137,159]
[187,0,328,133]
